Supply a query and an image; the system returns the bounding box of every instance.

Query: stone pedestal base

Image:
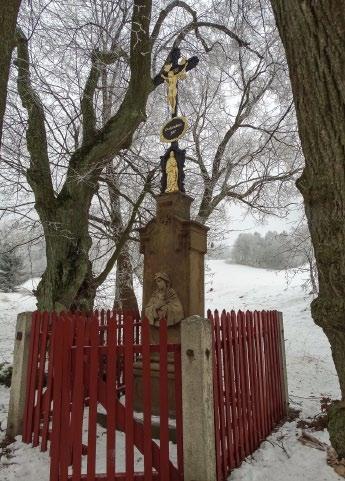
[136,192,208,418]
[133,360,177,417]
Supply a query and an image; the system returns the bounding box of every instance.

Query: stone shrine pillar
[141,192,208,319]
[133,192,208,415]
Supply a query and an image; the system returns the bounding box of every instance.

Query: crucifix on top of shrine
[153,47,199,194]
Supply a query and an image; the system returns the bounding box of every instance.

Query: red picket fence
[209,309,287,481]
[22,308,287,481]
[22,310,141,448]
[22,311,183,481]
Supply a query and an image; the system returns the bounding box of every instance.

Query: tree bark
[106,163,139,313]
[114,245,139,313]
[0,0,22,147]
[270,0,345,457]
[35,194,96,312]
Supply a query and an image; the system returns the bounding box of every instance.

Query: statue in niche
[145,272,184,326]
[165,151,179,193]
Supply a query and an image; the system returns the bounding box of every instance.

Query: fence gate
[23,311,184,481]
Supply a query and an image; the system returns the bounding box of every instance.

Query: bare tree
[14,0,153,311]
[0,0,22,147]
[269,0,345,456]
[183,59,301,227]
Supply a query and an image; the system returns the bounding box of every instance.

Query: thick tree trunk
[270,0,345,457]
[0,0,22,146]
[35,195,96,311]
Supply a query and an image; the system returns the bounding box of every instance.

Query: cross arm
[153,55,199,86]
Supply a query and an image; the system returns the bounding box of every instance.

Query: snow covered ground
[0,278,38,365]
[0,261,342,480]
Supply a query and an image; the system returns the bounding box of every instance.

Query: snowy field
[0,261,342,480]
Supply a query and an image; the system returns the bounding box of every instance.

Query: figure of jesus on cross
[154,47,199,118]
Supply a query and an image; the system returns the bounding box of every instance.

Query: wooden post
[181,315,217,481]
[7,312,33,438]
[277,311,289,416]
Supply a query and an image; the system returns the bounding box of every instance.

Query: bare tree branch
[94,170,154,287]
[15,27,56,208]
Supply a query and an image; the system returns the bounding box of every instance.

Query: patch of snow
[0,279,39,364]
[229,422,342,481]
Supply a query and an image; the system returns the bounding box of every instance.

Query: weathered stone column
[140,192,208,319]
[181,315,216,481]
[133,192,208,415]
[7,312,32,438]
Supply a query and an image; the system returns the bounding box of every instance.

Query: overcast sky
[223,199,304,247]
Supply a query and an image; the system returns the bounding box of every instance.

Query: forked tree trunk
[270,0,345,456]
[0,0,22,146]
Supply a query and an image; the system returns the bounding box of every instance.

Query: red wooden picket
[141,317,152,481]
[124,316,134,481]
[226,312,239,468]
[226,311,236,468]
[245,311,255,454]
[274,311,284,419]
[87,315,100,481]
[268,312,278,422]
[100,310,105,345]
[268,312,278,424]
[108,314,118,480]
[264,311,274,432]
[262,311,270,432]
[239,311,250,457]
[246,311,259,451]
[71,315,86,481]
[254,311,264,442]
[60,314,74,481]
[41,312,55,452]
[233,311,245,461]
[220,310,232,471]
[49,314,69,481]
[33,312,49,447]
[209,310,222,481]
[259,311,269,438]
[274,311,284,418]
[216,310,227,479]
[159,318,170,481]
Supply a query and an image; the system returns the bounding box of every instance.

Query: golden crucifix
[153,48,199,117]
[160,59,188,113]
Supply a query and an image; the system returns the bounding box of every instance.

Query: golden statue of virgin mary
[165,151,179,193]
